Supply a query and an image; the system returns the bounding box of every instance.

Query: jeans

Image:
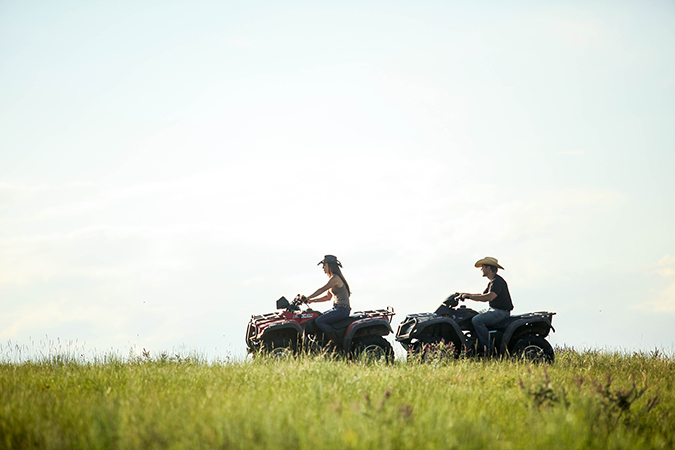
[471,308,510,352]
[315,306,350,334]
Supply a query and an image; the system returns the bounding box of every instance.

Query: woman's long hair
[325,261,351,295]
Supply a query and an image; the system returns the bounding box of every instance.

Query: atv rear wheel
[262,337,296,359]
[511,335,554,363]
[351,336,394,364]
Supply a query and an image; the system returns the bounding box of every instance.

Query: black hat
[318,255,342,267]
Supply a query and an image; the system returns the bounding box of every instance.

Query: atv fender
[403,316,465,348]
[500,316,553,354]
[343,318,393,352]
[259,321,303,343]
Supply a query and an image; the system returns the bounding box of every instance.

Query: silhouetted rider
[460,257,513,355]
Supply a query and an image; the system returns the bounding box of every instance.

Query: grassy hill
[1,349,673,449]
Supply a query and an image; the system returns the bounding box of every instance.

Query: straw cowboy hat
[474,256,504,270]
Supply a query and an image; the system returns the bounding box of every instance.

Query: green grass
[0,349,673,449]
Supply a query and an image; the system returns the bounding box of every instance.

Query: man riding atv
[459,257,513,355]
[396,256,556,362]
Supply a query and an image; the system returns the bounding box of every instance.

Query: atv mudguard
[498,313,555,354]
[258,321,303,344]
[342,318,393,352]
[398,315,465,348]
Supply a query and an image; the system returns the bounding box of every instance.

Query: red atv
[246,295,396,362]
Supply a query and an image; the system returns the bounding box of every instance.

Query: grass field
[0,348,673,450]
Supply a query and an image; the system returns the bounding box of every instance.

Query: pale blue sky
[1,0,674,359]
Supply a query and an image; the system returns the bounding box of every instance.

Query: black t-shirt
[483,274,513,311]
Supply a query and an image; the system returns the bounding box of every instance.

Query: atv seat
[326,309,394,333]
[489,316,519,332]
[489,311,555,332]
[328,316,361,332]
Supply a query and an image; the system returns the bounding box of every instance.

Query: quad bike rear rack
[251,307,395,324]
[351,306,395,322]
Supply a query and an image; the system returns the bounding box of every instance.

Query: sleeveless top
[331,279,350,308]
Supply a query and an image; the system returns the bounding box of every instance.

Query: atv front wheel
[351,336,394,364]
[417,337,458,363]
[511,335,554,363]
[262,337,296,359]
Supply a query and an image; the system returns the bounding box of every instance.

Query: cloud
[1,167,625,289]
[0,182,51,193]
[0,224,197,287]
[0,182,51,211]
[640,283,675,313]
[631,256,675,313]
[656,255,675,278]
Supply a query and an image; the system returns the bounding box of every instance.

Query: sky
[1,0,674,360]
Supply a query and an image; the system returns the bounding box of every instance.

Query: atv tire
[262,337,296,359]
[351,336,394,364]
[511,335,554,363]
[417,337,459,363]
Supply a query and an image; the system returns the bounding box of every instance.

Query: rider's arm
[462,292,496,302]
[309,292,333,303]
[306,276,340,303]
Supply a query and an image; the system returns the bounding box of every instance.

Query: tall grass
[0,349,673,449]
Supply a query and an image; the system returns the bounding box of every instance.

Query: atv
[246,295,396,362]
[396,293,556,363]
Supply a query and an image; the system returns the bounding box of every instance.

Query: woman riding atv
[302,255,351,344]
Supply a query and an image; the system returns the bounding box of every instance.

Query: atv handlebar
[276,296,305,311]
[443,293,464,308]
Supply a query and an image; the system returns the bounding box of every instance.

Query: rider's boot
[480,345,497,359]
[476,343,491,359]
